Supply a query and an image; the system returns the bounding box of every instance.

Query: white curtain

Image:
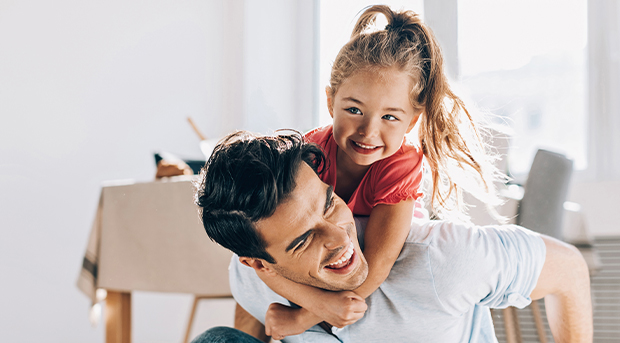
[588,0,620,180]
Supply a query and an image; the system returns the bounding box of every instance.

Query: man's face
[251,163,368,291]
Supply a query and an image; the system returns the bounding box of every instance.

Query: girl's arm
[257,270,367,329]
[353,198,415,298]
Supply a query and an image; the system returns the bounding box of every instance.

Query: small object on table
[155,159,193,179]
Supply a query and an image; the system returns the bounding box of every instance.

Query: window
[458,0,588,175]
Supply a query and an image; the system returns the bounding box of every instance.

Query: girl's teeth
[354,141,376,149]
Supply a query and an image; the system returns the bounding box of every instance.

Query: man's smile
[326,240,355,269]
[324,241,359,275]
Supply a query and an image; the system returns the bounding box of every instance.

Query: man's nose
[323,222,350,251]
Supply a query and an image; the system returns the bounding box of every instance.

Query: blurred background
[1,0,619,342]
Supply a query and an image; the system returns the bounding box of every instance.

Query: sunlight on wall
[459,0,587,76]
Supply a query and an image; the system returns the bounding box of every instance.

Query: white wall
[568,182,620,237]
[0,0,317,342]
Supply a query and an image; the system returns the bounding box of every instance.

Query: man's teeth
[353,141,377,149]
[328,242,354,268]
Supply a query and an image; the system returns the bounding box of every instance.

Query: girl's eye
[346,107,362,115]
[382,114,398,121]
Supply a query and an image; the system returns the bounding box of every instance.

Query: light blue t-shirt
[229,219,546,342]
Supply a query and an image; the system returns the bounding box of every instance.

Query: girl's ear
[325,86,334,118]
[239,256,278,276]
[406,111,423,133]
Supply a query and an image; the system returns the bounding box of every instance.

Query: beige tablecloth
[77,176,232,303]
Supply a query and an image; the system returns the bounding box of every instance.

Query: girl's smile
[350,139,382,154]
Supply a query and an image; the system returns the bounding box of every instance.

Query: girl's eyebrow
[342,96,363,105]
[384,107,405,113]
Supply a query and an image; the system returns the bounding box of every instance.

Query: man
[194,131,592,342]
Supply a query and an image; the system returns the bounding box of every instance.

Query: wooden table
[77,177,233,343]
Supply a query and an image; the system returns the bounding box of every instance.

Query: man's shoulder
[394,221,546,315]
[401,221,544,268]
[403,220,471,246]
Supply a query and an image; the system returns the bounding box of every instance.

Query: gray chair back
[517,149,574,240]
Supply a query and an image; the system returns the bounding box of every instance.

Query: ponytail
[330,5,504,220]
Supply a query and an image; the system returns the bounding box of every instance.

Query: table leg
[106,291,131,343]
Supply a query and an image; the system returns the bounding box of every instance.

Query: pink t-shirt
[305,125,424,216]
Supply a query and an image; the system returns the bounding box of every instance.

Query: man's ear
[326,86,334,119]
[406,111,423,133]
[239,256,278,276]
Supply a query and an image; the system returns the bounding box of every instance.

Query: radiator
[491,237,620,342]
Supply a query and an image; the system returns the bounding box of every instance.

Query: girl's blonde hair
[329,5,503,218]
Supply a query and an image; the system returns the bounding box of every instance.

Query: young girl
[260,5,501,338]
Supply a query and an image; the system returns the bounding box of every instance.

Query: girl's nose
[358,116,379,138]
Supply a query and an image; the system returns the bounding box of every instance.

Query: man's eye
[295,235,313,252]
[382,114,398,121]
[346,107,362,115]
[325,196,335,214]
[294,240,307,252]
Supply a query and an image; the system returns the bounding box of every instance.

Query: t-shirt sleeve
[427,222,547,315]
[370,146,424,206]
[304,125,330,146]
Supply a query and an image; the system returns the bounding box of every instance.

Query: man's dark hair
[195,130,326,263]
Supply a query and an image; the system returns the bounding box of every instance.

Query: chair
[501,149,574,343]
[517,149,574,240]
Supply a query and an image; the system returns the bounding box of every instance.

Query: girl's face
[328,67,420,167]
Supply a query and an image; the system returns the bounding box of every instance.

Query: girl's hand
[255,270,366,331]
[309,291,367,328]
[265,303,318,340]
